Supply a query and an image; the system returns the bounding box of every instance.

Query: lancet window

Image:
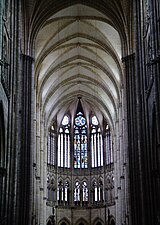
[91,115,103,167]
[58,115,70,168]
[74,111,88,169]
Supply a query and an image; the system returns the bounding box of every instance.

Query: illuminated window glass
[82,181,88,204]
[64,181,69,205]
[74,112,88,168]
[91,115,103,168]
[92,115,98,125]
[62,115,69,126]
[93,181,103,204]
[57,181,64,204]
[74,181,80,205]
[58,115,70,168]
[93,181,98,202]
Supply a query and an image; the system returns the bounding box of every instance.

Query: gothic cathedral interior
[0,0,160,225]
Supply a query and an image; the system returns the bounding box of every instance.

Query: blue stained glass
[82,130,86,134]
[75,115,86,126]
[74,111,88,168]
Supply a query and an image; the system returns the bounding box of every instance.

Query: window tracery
[57,181,64,204]
[74,181,80,205]
[47,104,114,207]
[92,180,103,204]
[58,115,70,168]
[91,115,103,168]
[82,181,88,206]
[74,112,88,169]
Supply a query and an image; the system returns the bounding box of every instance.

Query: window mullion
[101,134,103,166]
[97,132,100,166]
[91,135,94,167]
[94,133,97,167]
[65,133,67,167]
[80,131,82,168]
[61,133,63,167]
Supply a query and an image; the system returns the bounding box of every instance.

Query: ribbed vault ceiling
[34,4,124,128]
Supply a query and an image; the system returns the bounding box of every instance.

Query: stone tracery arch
[58,217,70,225]
[93,217,104,225]
[46,215,55,225]
[75,217,89,225]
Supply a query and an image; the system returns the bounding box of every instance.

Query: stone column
[122,52,146,225]
[43,134,48,224]
[40,118,45,225]
[114,118,121,225]
[15,54,34,225]
[35,104,41,225]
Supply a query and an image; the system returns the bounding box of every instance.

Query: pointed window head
[62,115,69,126]
[91,115,98,126]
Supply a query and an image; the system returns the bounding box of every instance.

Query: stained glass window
[64,182,68,201]
[82,181,88,204]
[93,180,103,204]
[58,115,70,168]
[91,115,103,168]
[74,112,88,168]
[62,115,69,126]
[74,181,80,205]
[57,181,64,204]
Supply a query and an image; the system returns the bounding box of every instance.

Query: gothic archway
[61,222,67,225]
[33,2,126,225]
[96,222,102,225]
[93,217,104,225]
[75,218,89,225]
[46,215,55,225]
[110,218,115,225]
[58,217,70,225]
[47,221,52,225]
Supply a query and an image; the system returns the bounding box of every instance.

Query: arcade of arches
[0,0,160,225]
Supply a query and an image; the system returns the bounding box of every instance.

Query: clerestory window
[91,115,103,168]
[58,115,70,168]
[47,100,113,170]
[74,112,88,169]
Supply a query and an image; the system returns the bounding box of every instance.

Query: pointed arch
[74,180,81,206]
[93,217,104,225]
[58,114,71,168]
[90,114,103,167]
[109,216,115,225]
[82,181,88,206]
[75,217,89,225]
[46,215,55,225]
[74,99,88,169]
[58,217,70,225]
